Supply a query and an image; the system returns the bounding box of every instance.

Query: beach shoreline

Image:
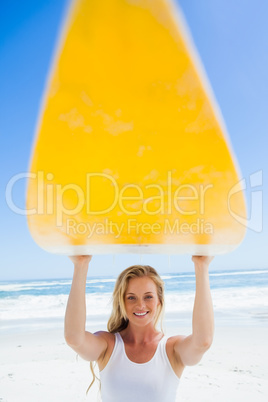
[1,270,267,400]
[0,324,267,402]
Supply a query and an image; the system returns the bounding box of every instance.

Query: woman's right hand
[68,255,93,266]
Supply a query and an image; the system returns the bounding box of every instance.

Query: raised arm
[64,255,108,361]
[174,256,214,366]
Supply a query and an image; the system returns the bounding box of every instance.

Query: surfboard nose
[26,0,246,256]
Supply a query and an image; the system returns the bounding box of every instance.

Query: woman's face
[124,276,160,326]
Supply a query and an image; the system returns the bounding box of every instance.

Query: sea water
[0,268,267,333]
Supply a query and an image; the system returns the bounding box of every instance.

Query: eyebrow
[126,292,154,295]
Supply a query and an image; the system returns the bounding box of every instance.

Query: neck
[121,322,161,344]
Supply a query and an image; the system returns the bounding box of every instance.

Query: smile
[133,311,149,316]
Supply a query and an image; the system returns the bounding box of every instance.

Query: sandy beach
[0,323,267,402]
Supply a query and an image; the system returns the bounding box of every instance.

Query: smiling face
[124,276,160,327]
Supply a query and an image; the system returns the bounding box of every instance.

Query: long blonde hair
[87,264,165,394]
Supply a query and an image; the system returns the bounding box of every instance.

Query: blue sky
[0,0,267,280]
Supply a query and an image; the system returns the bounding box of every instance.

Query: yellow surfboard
[26,0,246,255]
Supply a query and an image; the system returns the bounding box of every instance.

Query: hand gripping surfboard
[26,0,246,255]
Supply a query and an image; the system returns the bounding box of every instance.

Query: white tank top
[99,332,180,402]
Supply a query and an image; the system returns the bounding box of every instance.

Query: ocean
[0,268,268,333]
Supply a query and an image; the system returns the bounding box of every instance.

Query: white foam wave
[0,280,72,292]
[165,286,268,314]
[0,278,116,293]
[1,286,267,323]
[87,278,116,284]
[161,274,195,280]
[0,293,112,321]
[209,270,268,277]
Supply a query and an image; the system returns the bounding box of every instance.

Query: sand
[0,324,267,401]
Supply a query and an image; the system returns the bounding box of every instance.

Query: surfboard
[26,0,246,255]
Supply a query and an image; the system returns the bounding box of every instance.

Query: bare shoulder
[66,330,114,362]
[94,331,116,371]
[167,334,187,346]
[170,333,211,367]
[166,335,186,378]
[166,334,187,357]
[94,330,115,344]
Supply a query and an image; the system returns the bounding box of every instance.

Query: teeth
[134,312,148,316]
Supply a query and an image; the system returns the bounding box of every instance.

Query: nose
[136,298,146,310]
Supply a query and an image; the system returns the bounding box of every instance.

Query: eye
[145,295,153,299]
[127,296,135,300]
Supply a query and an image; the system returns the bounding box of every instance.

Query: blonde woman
[65,255,214,401]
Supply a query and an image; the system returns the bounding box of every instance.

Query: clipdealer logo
[5,170,213,222]
[5,170,262,233]
[227,170,263,233]
[65,217,214,239]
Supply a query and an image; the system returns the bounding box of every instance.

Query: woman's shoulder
[166,335,187,361]
[165,335,186,378]
[166,334,187,344]
[94,331,117,371]
[93,330,116,343]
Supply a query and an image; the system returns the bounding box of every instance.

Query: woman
[65,255,214,401]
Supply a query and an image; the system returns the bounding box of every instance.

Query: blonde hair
[87,264,165,394]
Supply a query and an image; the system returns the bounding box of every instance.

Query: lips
[133,311,149,316]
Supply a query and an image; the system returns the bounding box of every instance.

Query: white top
[99,332,180,402]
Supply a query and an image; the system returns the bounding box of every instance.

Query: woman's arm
[173,256,214,366]
[64,255,108,361]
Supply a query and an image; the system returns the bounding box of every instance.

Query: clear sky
[1,0,267,280]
